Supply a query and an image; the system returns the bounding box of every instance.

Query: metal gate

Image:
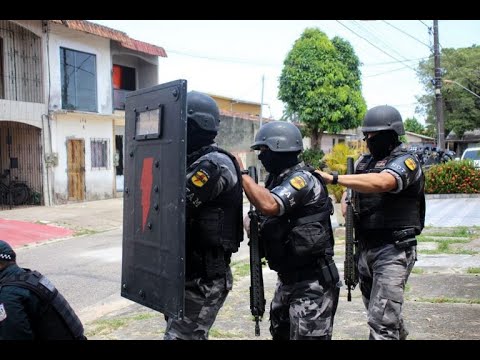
[0,121,43,210]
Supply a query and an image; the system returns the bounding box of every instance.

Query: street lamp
[443,79,480,100]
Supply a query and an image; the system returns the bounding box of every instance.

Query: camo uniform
[355,145,425,340]
[261,163,341,340]
[164,147,243,340]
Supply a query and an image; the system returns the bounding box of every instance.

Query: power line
[381,21,431,49]
[352,20,414,65]
[336,20,417,72]
[419,20,431,29]
[363,57,428,66]
[364,65,411,78]
[167,49,281,68]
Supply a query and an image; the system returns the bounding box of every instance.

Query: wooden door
[67,139,85,201]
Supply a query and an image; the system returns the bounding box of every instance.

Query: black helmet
[187,91,220,132]
[251,121,303,152]
[361,105,405,136]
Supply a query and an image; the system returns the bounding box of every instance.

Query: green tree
[278,28,367,150]
[416,45,480,138]
[403,116,425,134]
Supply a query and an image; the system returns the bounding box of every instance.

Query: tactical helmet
[361,105,405,136]
[186,91,220,132]
[251,121,303,152]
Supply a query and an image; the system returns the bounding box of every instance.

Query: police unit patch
[404,157,417,171]
[191,170,209,187]
[290,176,306,190]
[0,303,6,322]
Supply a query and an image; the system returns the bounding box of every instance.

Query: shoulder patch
[0,303,7,322]
[191,169,210,187]
[404,157,417,171]
[290,175,307,190]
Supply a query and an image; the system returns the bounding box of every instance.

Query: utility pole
[433,20,445,149]
[258,75,265,181]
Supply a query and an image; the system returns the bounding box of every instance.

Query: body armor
[0,269,85,340]
[355,146,425,237]
[186,145,243,279]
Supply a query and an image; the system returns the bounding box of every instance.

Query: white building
[0,20,166,207]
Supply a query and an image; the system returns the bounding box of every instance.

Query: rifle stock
[344,157,358,301]
[247,165,266,336]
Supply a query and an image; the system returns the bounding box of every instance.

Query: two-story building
[0,20,166,208]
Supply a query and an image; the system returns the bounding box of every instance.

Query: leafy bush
[425,160,480,194]
[300,148,325,168]
[323,143,363,202]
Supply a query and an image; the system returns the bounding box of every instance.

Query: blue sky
[91,20,480,124]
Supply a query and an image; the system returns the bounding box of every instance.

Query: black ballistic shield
[121,80,187,320]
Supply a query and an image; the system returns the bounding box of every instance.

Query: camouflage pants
[163,267,233,340]
[269,277,340,340]
[358,243,417,340]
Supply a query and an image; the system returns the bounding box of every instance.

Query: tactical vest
[0,269,86,340]
[186,145,244,279]
[261,164,334,273]
[356,147,425,235]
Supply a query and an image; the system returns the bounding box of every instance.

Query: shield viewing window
[135,107,163,139]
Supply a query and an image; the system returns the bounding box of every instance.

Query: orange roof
[50,20,167,57]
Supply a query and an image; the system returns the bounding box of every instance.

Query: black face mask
[366,131,398,160]
[258,149,299,175]
[187,121,216,154]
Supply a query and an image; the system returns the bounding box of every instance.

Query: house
[0,20,166,208]
[446,129,480,157]
[405,131,435,146]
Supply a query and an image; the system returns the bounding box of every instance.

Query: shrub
[425,160,480,194]
[300,148,325,168]
[323,143,363,202]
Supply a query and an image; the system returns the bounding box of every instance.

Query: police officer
[0,240,86,340]
[163,91,243,340]
[316,105,425,340]
[241,121,340,340]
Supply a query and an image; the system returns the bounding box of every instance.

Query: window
[91,138,109,169]
[338,138,345,144]
[60,47,97,112]
[113,64,135,90]
[113,64,135,110]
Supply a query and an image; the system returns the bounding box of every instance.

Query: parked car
[461,147,480,169]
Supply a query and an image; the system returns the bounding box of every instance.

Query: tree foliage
[416,45,480,138]
[278,28,367,149]
[403,116,425,134]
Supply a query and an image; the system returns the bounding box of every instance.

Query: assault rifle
[247,165,266,336]
[344,157,359,301]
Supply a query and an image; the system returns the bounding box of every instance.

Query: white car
[461,147,480,168]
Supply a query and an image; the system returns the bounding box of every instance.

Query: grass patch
[404,283,411,293]
[209,327,246,339]
[467,267,480,274]
[415,297,480,305]
[74,228,100,237]
[86,318,128,337]
[419,239,478,255]
[86,312,157,337]
[230,260,250,280]
[411,267,425,275]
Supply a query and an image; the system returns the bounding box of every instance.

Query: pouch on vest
[191,208,224,248]
[287,222,330,258]
[260,216,290,270]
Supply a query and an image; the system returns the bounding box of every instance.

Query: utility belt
[278,256,339,288]
[359,228,418,250]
